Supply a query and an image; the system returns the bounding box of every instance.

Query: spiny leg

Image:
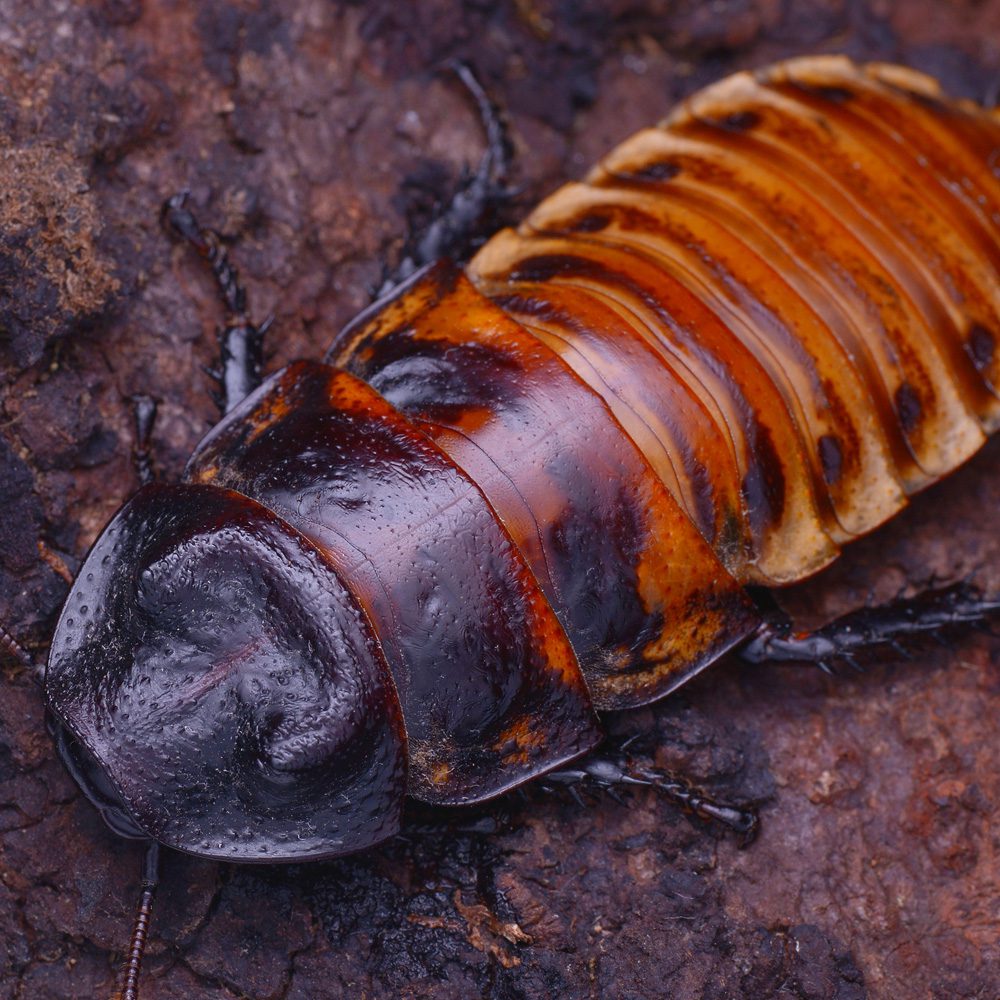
[377,61,514,297]
[541,752,760,846]
[739,581,1000,672]
[161,193,268,414]
[117,841,160,1000]
[0,624,44,684]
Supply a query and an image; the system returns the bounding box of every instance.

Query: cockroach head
[45,483,407,862]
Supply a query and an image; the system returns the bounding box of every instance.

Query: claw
[889,639,911,659]
[841,652,864,674]
[605,786,629,807]
[736,810,761,848]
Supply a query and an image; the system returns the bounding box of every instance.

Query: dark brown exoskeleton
[8,57,1000,998]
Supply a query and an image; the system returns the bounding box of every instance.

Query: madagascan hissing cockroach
[9,55,1000,998]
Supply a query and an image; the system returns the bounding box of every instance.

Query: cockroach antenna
[117,842,160,1000]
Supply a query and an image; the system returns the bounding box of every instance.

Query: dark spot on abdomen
[509,254,592,284]
[800,83,855,104]
[894,382,923,435]
[966,323,996,373]
[818,434,843,486]
[619,160,681,183]
[711,111,760,132]
[740,423,786,536]
[567,213,611,234]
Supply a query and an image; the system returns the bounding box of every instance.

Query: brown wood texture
[1,2,999,998]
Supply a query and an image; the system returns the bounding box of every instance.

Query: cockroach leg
[377,61,514,297]
[542,755,760,846]
[161,192,266,414]
[0,623,44,684]
[117,841,160,1000]
[739,582,1000,669]
[129,394,158,486]
[397,810,507,843]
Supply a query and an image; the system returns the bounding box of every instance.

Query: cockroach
[5,56,1000,998]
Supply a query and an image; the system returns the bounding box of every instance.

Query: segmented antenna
[117,841,160,1000]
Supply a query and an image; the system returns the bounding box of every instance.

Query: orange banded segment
[592,127,925,482]
[331,263,759,709]
[472,227,839,584]
[665,68,991,472]
[589,130,908,539]
[775,58,1000,253]
[524,180,902,542]
[490,279,748,571]
[776,56,1000,412]
[761,68,1000,412]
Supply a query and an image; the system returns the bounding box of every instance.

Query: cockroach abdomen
[329,262,761,710]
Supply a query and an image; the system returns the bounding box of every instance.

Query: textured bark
[1,1,999,997]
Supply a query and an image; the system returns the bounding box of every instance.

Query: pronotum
[5,56,1000,998]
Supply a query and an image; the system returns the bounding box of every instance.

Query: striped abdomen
[470,54,1000,583]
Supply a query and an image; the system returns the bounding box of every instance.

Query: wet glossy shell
[187,361,602,804]
[46,57,1000,861]
[331,267,757,712]
[469,55,1000,588]
[47,484,408,861]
